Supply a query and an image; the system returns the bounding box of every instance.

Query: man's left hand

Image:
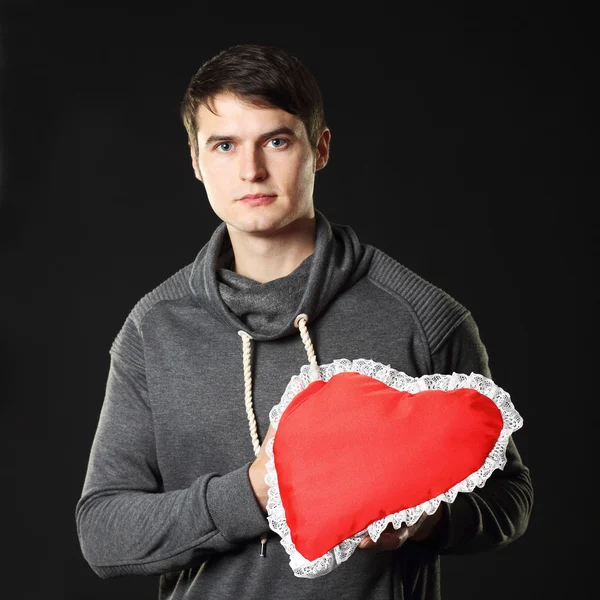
[358,505,444,552]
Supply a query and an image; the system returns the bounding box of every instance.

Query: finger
[359,530,409,552]
[259,424,276,451]
[263,424,276,443]
[409,509,437,539]
[359,523,406,548]
[375,533,406,552]
[358,537,372,549]
[392,530,410,549]
[408,512,428,534]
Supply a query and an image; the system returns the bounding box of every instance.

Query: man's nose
[240,147,267,181]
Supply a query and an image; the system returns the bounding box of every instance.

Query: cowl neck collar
[188,209,374,341]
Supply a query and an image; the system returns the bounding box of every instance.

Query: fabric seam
[365,275,433,372]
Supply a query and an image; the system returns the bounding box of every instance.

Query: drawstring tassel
[259,533,268,557]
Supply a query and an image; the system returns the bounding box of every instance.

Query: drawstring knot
[293,314,321,381]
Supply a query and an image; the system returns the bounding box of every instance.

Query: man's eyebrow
[203,126,299,148]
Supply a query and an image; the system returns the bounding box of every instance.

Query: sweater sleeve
[75,322,270,579]
[415,313,534,555]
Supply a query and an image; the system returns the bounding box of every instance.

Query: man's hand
[358,505,444,552]
[248,424,277,513]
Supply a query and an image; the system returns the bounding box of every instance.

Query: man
[76,44,533,599]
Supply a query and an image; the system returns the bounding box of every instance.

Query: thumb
[265,423,277,441]
[259,423,277,454]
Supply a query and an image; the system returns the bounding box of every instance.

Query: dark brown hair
[181,44,327,157]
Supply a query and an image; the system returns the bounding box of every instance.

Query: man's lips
[239,194,277,206]
[240,194,276,200]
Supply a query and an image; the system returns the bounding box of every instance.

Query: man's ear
[190,144,203,182]
[315,128,331,172]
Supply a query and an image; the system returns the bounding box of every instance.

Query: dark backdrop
[1,3,594,599]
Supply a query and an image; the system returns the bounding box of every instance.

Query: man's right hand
[248,423,277,513]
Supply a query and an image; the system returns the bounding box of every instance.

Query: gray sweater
[76,209,533,599]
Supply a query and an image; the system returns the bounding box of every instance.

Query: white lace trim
[265,358,523,579]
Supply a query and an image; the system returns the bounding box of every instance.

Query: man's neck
[227,216,316,283]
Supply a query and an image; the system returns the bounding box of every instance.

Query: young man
[76,44,533,599]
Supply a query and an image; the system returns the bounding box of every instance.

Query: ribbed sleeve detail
[110,265,192,366]
[110,319,146,371]
[367,248,468,355]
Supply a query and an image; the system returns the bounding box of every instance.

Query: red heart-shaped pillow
[265,358,523,578]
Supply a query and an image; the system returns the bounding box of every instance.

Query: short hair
[181,44,327,157]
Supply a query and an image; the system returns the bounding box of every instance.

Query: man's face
[191,92,330,235]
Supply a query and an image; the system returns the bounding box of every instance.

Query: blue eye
[269,138,288,148]
[215,138,288,152]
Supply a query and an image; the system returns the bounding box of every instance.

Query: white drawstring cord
[293,313,320,379]
[238,314,319,557]
[237,330,261,457]
[237,329,269,556]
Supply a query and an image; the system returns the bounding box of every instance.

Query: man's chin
[226,216,286,237]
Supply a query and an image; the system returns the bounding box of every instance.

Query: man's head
[180,44,330,235]
[181,44,327,160]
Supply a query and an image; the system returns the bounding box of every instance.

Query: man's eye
[215,139,287,152]
[269,138,288,148]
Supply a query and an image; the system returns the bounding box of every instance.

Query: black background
[1,2,595,599]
